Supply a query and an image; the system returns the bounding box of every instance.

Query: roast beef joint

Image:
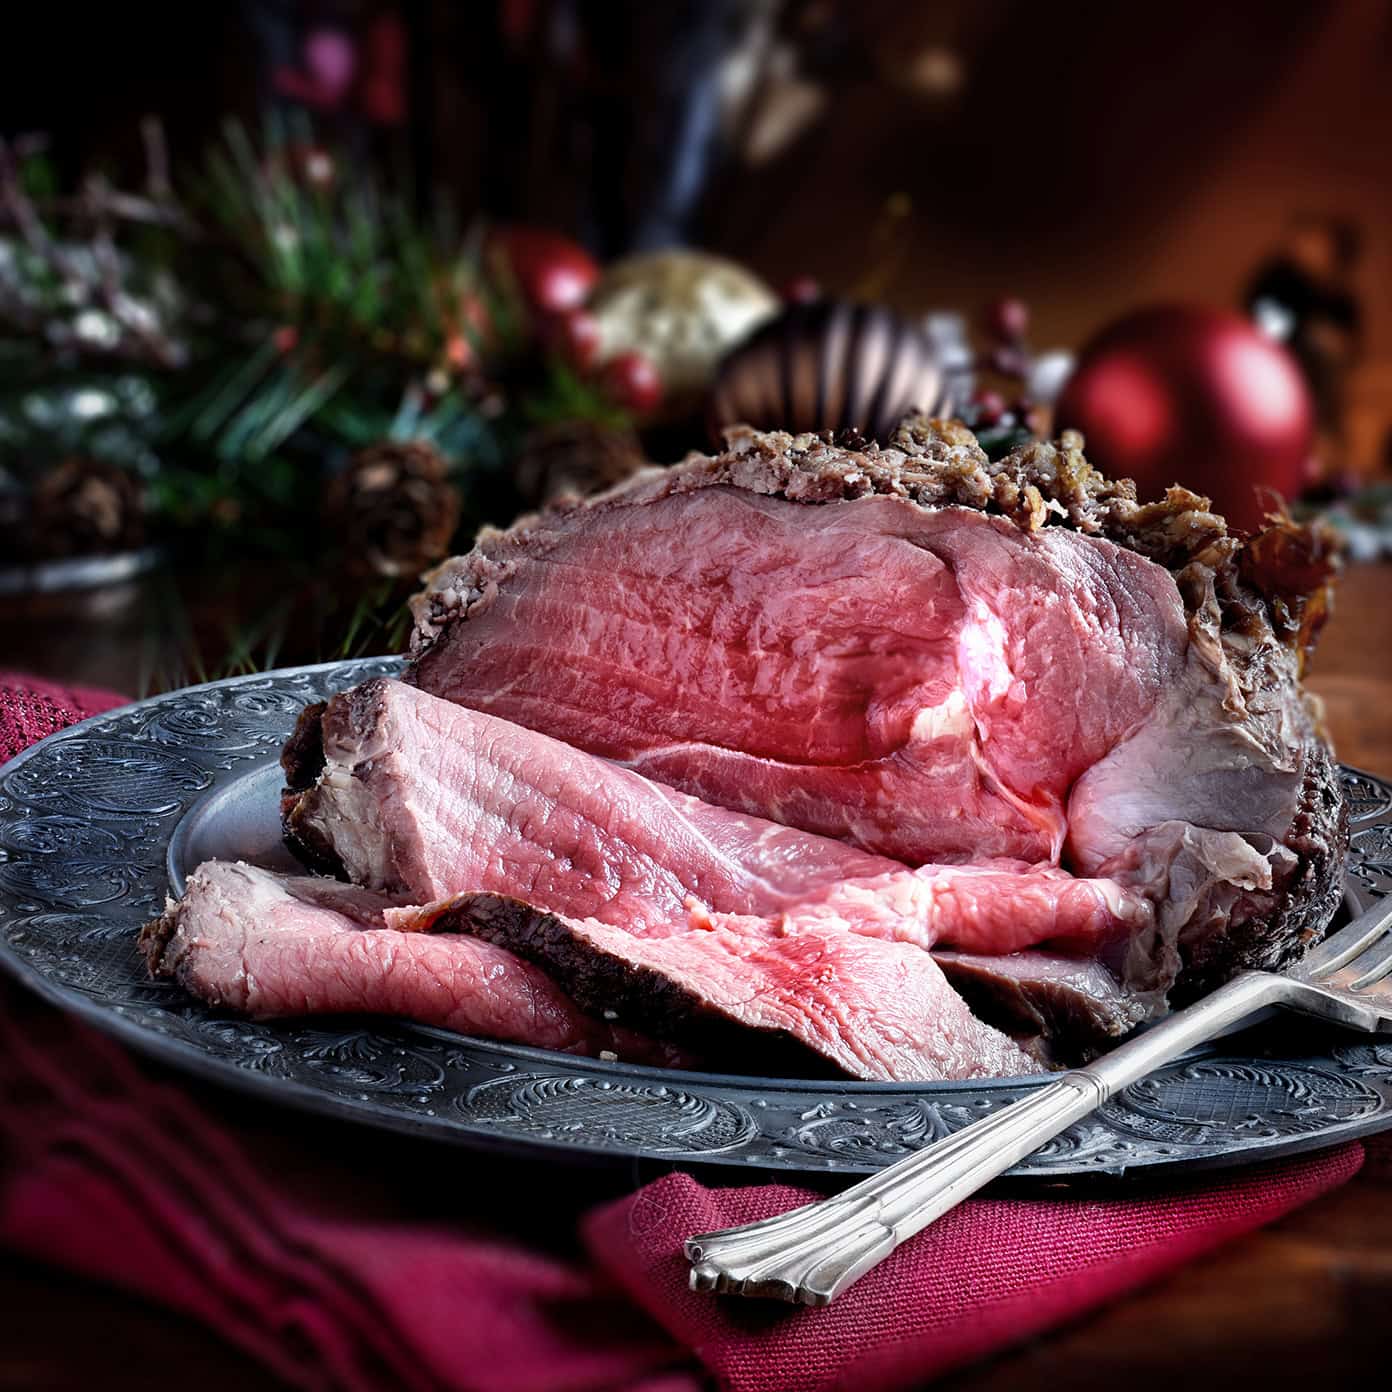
[147,417,1346,1081]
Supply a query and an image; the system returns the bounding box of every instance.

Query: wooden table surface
[0,559,1389,1391]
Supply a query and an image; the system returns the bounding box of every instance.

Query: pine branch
[245,360,352,460]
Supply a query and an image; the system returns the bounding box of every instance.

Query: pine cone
[514,420,646,508]
[29,457,146,559]
[324,441,461,579]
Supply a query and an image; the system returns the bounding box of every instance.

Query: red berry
[986,297,1030,344]
[445,333,473,370]
[548,309,603,371]
[972,389,1006,426]
[491,226,599,316]
[602,352,663,414]
[451,292,495,356]
[781,276,822,305]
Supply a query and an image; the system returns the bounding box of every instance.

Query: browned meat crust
[280,700,328,791]
[408,420,1338,661]
[278,698,349,875]
[138,900,178,976]
[934,949,1152,1066]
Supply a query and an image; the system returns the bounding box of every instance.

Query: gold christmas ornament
[587,251,779,413]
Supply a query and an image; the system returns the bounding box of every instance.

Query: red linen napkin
[582,1158,1365,1392]
[0,668,128,744]
[0,671,1370,1391]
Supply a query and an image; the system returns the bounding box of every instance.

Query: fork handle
[686,970,1288,1305]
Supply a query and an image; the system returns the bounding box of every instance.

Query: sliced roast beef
[933,950,1155,1065]
[406,419,1346,1011]
[141,861,680,1065]
[414,891,1041,1082]
[798,860,1151,956]
[284,678,1149,961]
[286,677,890,920]
[144,861,1036,1081]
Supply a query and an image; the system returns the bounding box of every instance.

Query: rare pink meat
[415,892,1041,1082]
[286,679,1148,957]
[778,861,1151,955]
[141,861,680,1064]
[288,678,888,923]
[409,490,1184,865]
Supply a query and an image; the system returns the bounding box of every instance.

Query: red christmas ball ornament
[490,226,599,317]
[602,351,663,415]
[1054,304,1314,532]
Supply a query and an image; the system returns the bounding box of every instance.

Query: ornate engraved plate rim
[0,659,1389,1179]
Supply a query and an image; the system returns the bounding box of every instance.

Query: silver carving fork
[685,891,1392,1306]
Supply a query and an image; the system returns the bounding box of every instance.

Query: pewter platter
[2,659,1391,1180]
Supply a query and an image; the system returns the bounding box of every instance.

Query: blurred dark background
[6,1,1389,403]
